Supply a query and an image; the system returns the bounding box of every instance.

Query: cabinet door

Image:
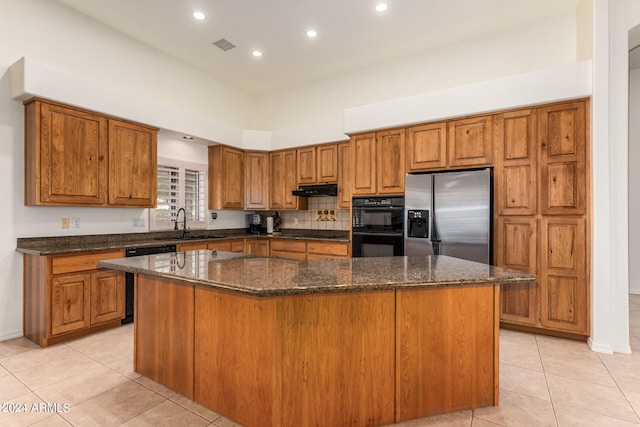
[209,146,245,209]
[246,239,270,256]
[539,217,588,335]
[297,147,317,185]
[306,242,350,259]
[317,144,338,183]
[36,102,108,205]
[108,120,157,207]
[51,273,91,335]
[494,110,537,215]
[270,239,307,259]
[495,217,538,326]
[207,241,232,251]
[91,270,125,325]
[448,115,493,167]
[230,239,246,253]
[538,101,587,216]
[351,133,377,195]
[337,142,351,209]
[271,149,303,210]
[377,129,405,194]
[406,122,447,172]
[245,152,269,209]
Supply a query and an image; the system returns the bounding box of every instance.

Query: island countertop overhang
[98,250,536,297]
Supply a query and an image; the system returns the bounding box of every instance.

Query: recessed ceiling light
[306,30,318,38]
[193,11,206,20]
[375,2,388,12]
[252,50,263,57]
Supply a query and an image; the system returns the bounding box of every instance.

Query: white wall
[630,68,640,295]
[260,13,577,149]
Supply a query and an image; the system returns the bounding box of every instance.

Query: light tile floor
[1,295,640,426]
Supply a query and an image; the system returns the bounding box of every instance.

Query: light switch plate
[70,218,80,228]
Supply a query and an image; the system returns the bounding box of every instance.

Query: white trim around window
[150,157,208,231]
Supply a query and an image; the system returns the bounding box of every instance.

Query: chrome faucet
[174,208,188,238]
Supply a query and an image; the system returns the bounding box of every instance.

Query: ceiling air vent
[212,38,236,52]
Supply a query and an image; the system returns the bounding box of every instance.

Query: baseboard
[0,330,23,342]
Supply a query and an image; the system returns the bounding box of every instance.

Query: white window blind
[150,158,207,231]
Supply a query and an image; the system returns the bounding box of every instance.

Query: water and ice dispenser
[407,210,429,238]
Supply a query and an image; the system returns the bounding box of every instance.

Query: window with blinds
[150,158,207,230]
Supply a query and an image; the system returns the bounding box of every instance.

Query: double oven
[352,196,404,257]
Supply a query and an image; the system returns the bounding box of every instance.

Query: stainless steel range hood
[292,184,338,197]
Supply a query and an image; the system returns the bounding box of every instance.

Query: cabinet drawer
[270,239,306,253]
[307,242,350,258]
[52,250,125,275]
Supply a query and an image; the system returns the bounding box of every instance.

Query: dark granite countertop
[16,229,350,256]
[98,251,536,297]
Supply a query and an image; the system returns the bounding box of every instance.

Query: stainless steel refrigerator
[404,169,491,264]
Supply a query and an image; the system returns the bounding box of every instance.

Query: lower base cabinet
[24,250,125,347]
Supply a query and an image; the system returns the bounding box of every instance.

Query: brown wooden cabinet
[24,249,126,347]
[270,239,307,260]
[270,150,307,210]
[245,152,270,209]
[495,217,538,326]
[337,142,351,208]
[297,143,338,185]
[494,100,590,337]
[448,115,493,167]
[246,238,270,256]
[209,145,245,210]
[351,130,405,196]
[306,241,350,259]
[406,122,447,172]
[24,98,157,207]
[538,101,587,216]
[51,272,91,336]
[108,120,157,207]
[207,239,245,253]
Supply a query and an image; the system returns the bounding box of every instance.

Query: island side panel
[135,275,195,399]
[278,290,396,427]
[194,288,279,427]
[395,284,500,421]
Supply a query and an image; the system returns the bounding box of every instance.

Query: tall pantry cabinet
[494,99,590,337]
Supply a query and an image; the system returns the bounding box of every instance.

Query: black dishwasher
[122,244,176,324]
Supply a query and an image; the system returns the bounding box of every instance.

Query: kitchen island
[99,251,535,427]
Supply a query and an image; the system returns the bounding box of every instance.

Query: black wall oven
[352,196,404,257]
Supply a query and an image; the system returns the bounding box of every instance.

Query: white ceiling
[55,0,580,96]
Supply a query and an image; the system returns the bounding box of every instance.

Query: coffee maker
[249,214,262,234]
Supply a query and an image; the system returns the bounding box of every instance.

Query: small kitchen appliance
[250,214,262,234]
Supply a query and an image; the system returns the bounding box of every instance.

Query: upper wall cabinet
[108,120,157,207]
[270,149,308,210]
[24,99,157,207]
[209,145,245,210]
[351,130,405,196]
[245,151,270,210]
[406,122,447,172]
[296,143,338,185]
[337,142,351,208]
[448,115,493,168]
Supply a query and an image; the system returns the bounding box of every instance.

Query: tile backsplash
[276,197,350,231]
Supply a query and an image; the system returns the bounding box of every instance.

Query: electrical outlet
[133,218,145,227]
[294,217,299,225]
[211,212,217,220]
[61,218,70,229]
[70,218,81,228]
